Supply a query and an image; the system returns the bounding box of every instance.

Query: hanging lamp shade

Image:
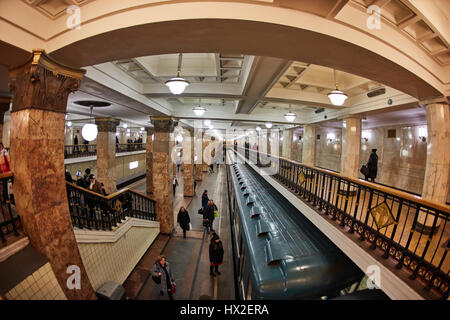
[165,54,190,94]
[284,104,296,122]
[328,89,348,106]
[165,72,190,95]
[81,106,98,141]
[192,105,206,116]
[284,112,296,122]
[82,123,98,141]
[328,69,348,106]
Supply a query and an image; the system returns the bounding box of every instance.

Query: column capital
[419,96,449,107]
[8,50,86,114]
[145,127,155,135]
[151,116,176,132]
[95,117,120,132]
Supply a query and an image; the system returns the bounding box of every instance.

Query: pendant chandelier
[284,104,296,122]
[192,98,206,116]
[81,106,98,142]
[328,69,348,106]
[165,53,190,95]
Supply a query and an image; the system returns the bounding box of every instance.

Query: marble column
[202,137,211,172]
[302,125,316,166]
[150,117,175,235]
[145,127,154,194]
[182,128,194,197]
[422,102,450,204]
[8,50,95,300]
[282,129,293,159]
[195,129,203,181]
[340,117,362,179]
[95,118,120,195]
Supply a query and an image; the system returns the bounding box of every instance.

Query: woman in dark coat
[209,233,224,277]
[177,206,190,239]
[367,149,378,182]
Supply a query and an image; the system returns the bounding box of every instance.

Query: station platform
[123,166,236,300]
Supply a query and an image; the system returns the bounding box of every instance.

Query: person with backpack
[151,255,175,300]
[209,232,224,277]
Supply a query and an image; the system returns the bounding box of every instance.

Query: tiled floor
[123,166,235,300]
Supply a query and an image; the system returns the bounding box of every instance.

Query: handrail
[66,181,156,231]
[238,146,450,214]
[66,181,130,200]
[235,146,450,299]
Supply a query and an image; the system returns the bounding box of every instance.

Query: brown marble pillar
[8,50,95,300]
[302,125,316,165]
[0,96,10,143]
[150,117,175,235]
[145,127,154,194]
[182,128,194,197]
[95,118,120,195]
[195,128,203,181]
[340,117,362,179]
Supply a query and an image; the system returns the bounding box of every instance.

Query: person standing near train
[209,232,224,277]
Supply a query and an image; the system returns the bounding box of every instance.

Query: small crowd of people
[65,168,107,196]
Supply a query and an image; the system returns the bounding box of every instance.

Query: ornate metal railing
[235,147,450,299]
[64,144,97,159]
[0,172,21,244]
[66,182,156,231]
[116,143,146,153]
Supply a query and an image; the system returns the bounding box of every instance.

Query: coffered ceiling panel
[21,0,94,19]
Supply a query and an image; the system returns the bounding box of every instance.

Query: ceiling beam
[235,56,292,114]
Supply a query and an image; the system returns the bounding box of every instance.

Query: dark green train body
[227,162,364,300]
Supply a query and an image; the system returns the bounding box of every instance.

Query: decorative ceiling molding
[21,0,94,20]
[351,0,449,66]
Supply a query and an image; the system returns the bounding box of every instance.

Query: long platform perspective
[0,0,449,308]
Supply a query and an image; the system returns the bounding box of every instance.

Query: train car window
[246,275,253,300]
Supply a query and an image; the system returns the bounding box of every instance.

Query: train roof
[230,163,363,299]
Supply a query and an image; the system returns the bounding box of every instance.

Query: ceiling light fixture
[256,126,261,132]
[81,106,98,142]
[204,119,212,126]
[165,53,190,95]
[265,122,272,129]
[67,121,72,127]
[328,69,348,106]
[284,104,296,122]
[193,98,206,116]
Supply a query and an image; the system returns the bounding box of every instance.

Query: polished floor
[123,166,235,300]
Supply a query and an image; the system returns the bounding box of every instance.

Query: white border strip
[74,217,160,243]
[0,237,30,263]
[236,152,423,300]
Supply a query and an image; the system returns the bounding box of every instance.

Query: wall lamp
[362,131,370,142]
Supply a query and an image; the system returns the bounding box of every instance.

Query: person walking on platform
[202,190,209,209]
[367,149,378,182]
[177,206,190,239]
[173,176,179,195]
[151,255,176,300]
[204,199,218,233]
[209,232,224,277]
